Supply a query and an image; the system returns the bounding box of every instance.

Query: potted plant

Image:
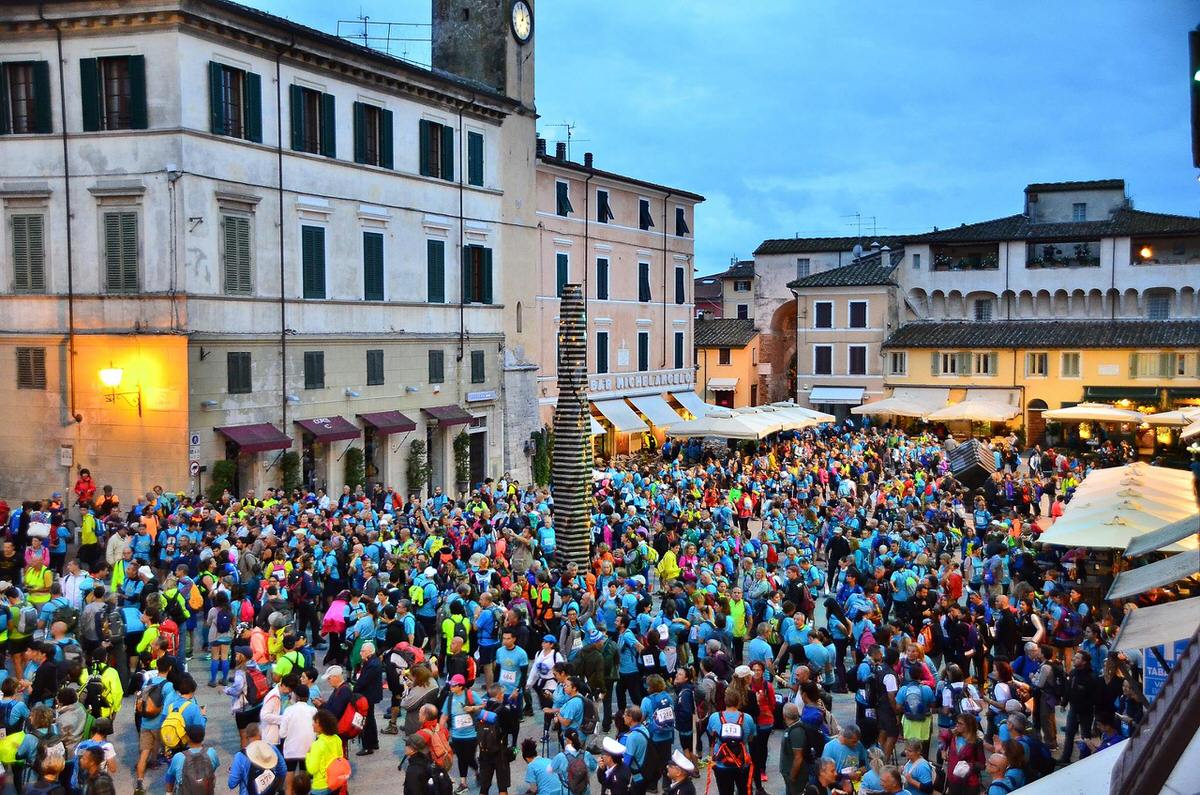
[406,440,428,497]
[453,431,471,494]
[207,459,237,502]
[532,427,553,487]
[343,447,365,492]
[281,451,301,493]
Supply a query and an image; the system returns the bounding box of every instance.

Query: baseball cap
[450,674,466,686]
[542,634,556,644]
[321,665,345,681]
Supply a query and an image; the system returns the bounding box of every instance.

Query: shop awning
[1004,740,1124,795]
[707,377,738,392]
[1125,514,1200,557]
[808,386,864,405]
[590,416,605,436]
[295,416,361,442]
[357,410,418,436]
[670,390,719,418]
[422,405,473,426]
[593,399,648,433]
[214,422,293,454]
[628,394,685,428]
[1106,552,1200,600]
[1112,597,1200,652]
[1083,385,1161,402]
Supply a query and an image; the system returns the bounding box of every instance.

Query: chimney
[870,241,881,252]
[555,141,567,160]
[583,152,593,168]
[535,137,546,157]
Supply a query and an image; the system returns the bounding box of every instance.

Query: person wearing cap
[666,749,697,795]
[596,736,632,795]
[527,632,561,730]
[442,673,481,793]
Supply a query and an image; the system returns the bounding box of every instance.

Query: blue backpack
[648,693,675,732]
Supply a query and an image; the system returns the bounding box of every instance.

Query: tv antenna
[543,122,589,160]
[841,212,879,238]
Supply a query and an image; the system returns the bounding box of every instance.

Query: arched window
[515,301,523,333]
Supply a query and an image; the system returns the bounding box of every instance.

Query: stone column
[551,284,592,566]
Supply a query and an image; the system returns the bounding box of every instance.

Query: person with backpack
[521,735,566,795]
[441,673,481,793]
[77,743,117,795]
[706,690,756,795]
[779,702,813,795]
[943,714,985,795]
[6,585,39,675]
[441,602,473,659]
[1056,649,1098,766]
[204,593,235,687]
[160,675,208,757]
[163,724,219,795]
[551,729,597,795]
[278,682,318,791]
[619,705,651,795]
[227,737,286,795]
[983,752,1020,795]
[475,684,512,795]
[896,671,934,759]
[1031,646,1062,750]
[305,708,349,795]
[22,752,67,795]
[404,734,452,795]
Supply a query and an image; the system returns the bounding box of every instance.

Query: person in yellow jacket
[82,650,124,720]
[305,708,346,792]
[6,587,34,674]
[23,560,53,607]
[441,601,472,655]
[656,541,681,583]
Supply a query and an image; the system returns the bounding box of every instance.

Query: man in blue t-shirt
[163,725,219,795]
[615,615,643,709]
[521,737,564,795]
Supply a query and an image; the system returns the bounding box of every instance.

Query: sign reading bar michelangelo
[588,368,695,394]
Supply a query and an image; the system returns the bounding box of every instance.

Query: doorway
[469,431,486,489]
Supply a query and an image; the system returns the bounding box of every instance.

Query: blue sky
[252,1,1197,275]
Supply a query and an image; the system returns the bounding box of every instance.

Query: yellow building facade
[695,319,761,409]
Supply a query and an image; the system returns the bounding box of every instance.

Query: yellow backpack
[160,702,188,751]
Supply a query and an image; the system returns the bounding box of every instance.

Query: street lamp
[99,363,142,417]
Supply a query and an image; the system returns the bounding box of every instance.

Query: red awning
[294,416,361,442]
[357,410,417,436]
[214,422,293,454]
[422,404,473,426]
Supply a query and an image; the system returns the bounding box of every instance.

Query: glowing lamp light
[1139,245,1153,259]
[99,366,124,388]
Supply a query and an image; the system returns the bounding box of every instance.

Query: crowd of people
[0,423,1180,795]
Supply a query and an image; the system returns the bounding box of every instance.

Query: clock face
[511,0,533,43]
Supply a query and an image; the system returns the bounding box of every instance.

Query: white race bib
[572,638,583,652]
[720,721,743,740]
[453,713,473,730]
[351,711,366,730]
[657,625,669,641]
[499,669,518,685]
[254,769,276,794]
[642,654,656,667]
[654,706,674,725]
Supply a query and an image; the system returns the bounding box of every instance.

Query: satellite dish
[852,243,864,258]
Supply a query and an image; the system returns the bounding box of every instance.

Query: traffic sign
[1144,638,1189,702]
[190,460,201,476]
[189,432,201,447]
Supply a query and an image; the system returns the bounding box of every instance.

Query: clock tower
[431,0,535,109]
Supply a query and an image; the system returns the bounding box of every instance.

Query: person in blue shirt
[706,701,756,792]
[442,674,482,793]
[554,676,589,742]
[744,623,775,672]
[820,725,869,781]
[134,666,178,795]
[620,706,651,791]
[639,675,676,789]
[227,737,286,795]
[615,614,643,710]
[900,739,934,795]
[164,724,220,795]
[520,736,564,795]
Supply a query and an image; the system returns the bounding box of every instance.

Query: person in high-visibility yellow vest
[441,601,472,655]
[22,560,52,607]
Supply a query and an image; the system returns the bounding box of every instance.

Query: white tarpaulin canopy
[1106,551,1200,600]
[1184,419,1200,440]
[1003,740,1124,795]
[1042,402,1145,423]
[592,399,649,434]
[670,390,720,418]
[771,401,836,424]
[853,387,950,417]
[590,416,605,437]
[808,386,864,405]
[628,394,685,428]
[925,399,1021,422]
[733,407,790,435]
[666,410,764,440]
[1143,407,1200,427]
[1124,515,1200,557]
[707,377,738,392]
[1111,598,1200,652]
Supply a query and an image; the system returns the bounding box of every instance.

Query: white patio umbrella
[1041,402,1145,423]
[1183,419,1200,440]
[924,399,1021,422]
[732,407,790,435]
[1143,407,1200,427]
[851,397,930,418]
[665,411,764,440]
[770,401,836,424]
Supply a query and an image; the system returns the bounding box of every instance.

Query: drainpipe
[582,161,593,344]
[275,39,295,430]
[41,4,80,424]
[661,191,673,368]
[456,95,476,365]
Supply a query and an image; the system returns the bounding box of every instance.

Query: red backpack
[159,620,180,658]
[244,666,268,706]
[337,694,369,738]
[713,712,752,768]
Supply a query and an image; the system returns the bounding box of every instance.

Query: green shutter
[956,352,971,375]
[243,71,262,142]
[987,352,998,376]
[931,352,940,376]
[208,61,225,135]
[32,61,51,134]
[1129,352,1139,379]
[461,244,474,304]
[440,123,454,181]
[302,226,325,299]
[429,350,444,384]
[320,92,336,157]
[467,131,483,186]
[0,66,9,134]
[481,247,493,304]
[1160,352,1174,379]
[12,214,45,292]
[363,231,384,301]
[289,85,303,151]
[418,119,432,177]
[378,108,393,169]
[127,55,147,129]
[556,252,568,297]
[352,101,366,164]
[427,239,445,303]
[104,212,137,292]
[222,215,251,295]
[79,58,100,131]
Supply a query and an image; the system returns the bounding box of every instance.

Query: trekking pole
[702,760,713,795]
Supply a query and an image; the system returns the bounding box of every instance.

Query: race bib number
[655,706,674,725]
[774,693,785,704]
[351,712,366,730]
[642,654,656,667]
[254,769,276,794]
[499,669,518,685]
[572,638,583,652]
[865,708,876,719]
[657,625,669,641]
[720,722,743,740]
[453,713,474,730]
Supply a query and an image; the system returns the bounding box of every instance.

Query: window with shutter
[102,211,138,292]
[467,131,483,186]
[427,239,445,303]
[291,86,330,155]
[209,62,246,139]
[428,349,444,384]
[418,120,453,179]
[849,301,867,328]
[955,352,972,375]
[596,332,609,374]
[87,56,143,131]
[814,345,832,375]
[674,332,685,369]
[718,348,731,366]
[596,258,609,300]
[226,351,251,394]
[301,225,325,299]
[480,247,494,304]
[848,345,867,375]
[674,266,685,304]
[303,351,324,389]
[556,252,568,297]
[596,190,614,223]
[11,213,45,293]
[366,349,384,386]
[736,304,748,320]
[638,199,654,230]
[363,231,384,301]
[470,350,485,383]
[556,181,574,216]
[221,214,252,295]
[2,62,52,135]
[814,302,833,329]
[1061,352,1081,378]
[15,347,46,390]
[888,352,907,376]
[675,207,689,236]
[637,332,650,372]
[463,245,491,304]
[638,262,651,302]
[440,123,454,181]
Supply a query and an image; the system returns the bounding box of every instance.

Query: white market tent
[665,410,765,440]
[1042,402,1145,423]
[670,390,722,419]
[1106,552,1200,600]
[733,406,791,436]
[589,416,605,437]
[1183,419,1200,440]
[1111,598,1200,652]
[1143,407,1200,427]
[852,387,950,418]
[1124,515,1200,557]
[1005,740,1124,795]
[770,401,836,424]
[924,399,1021,422]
